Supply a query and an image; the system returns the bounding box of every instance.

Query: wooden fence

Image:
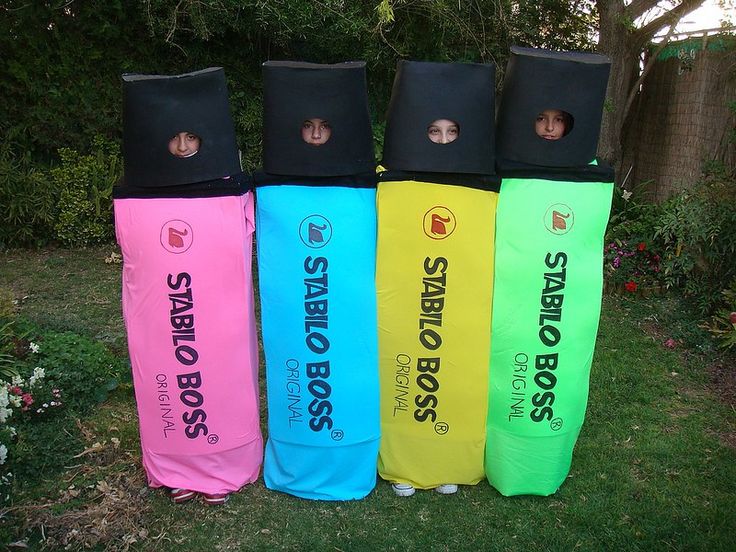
[622,33,735,202]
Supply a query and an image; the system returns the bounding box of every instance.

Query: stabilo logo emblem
[299,214,332,249]
[423,206,456,240]
[161,220,194,253]
[544,204,574,235]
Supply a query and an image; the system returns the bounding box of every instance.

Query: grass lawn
[1,245,734,551]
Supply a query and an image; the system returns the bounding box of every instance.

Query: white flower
[28,367,45,388]
[0,445,7,465]
[10,375,22,386]
[7,426,16,437]
[8,395,21,408]
[29,342,40,354]
[0,407,11,424]
[0,386,8,408]
[621,190,633,201]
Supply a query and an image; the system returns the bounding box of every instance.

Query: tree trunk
[596,0,639,178]
[595,0,706,183]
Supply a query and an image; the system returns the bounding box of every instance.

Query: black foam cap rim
[511,46,610,64]
[121,67,224,82]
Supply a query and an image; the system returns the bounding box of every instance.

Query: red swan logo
[168,227,189,248]
[160,220,194,253]
[423,206,456,240]
[544,204,574,235]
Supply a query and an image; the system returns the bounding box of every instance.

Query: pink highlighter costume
[114,68,262,496]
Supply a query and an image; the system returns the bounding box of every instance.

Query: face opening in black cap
[534,109,574,141]
[301,118,332,146]
[427,119,460,145]
[168,132,202,158]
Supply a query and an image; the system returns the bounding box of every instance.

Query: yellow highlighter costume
[376,61,500,491]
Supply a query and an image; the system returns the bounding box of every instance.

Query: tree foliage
[1,0,598,171]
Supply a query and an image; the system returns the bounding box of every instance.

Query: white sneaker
[392,483,416,497]
[435,484,458,495]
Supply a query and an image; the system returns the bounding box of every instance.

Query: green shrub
[654,163,736,314]
[6,414,82,483]
[0,321,125,501]
[51,136,121,247]
[603,239,664,292]
[0,289,15,320]
[32,330,124,412]
[606,185,663,243]
[704,278,736,350]
[604,186,666,292]
[230,88,263,173]
[0,144,57,249]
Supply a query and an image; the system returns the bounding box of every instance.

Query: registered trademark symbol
[331,429,344,441]
[550,418,563,432]
[207,434,220,444]
[434,421,449,435]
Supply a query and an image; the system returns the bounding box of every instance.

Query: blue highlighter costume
[255,61,379,500]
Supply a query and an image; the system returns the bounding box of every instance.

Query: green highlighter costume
[486,47,614,496]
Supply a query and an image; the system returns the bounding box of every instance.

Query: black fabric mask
[122,67,241,188]
[381,60,496,175]
[262,61,375,177]
[496,46,611,168]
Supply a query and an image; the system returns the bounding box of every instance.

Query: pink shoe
[202,492,230,506]
[170,488,197,504]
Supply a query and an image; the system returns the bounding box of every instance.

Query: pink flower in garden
[22,393,33,406]
[613,257,621,268]
[638,242,646,251]
[9,386,22,395]
[625,281,638,292]
[730,312,736,325]
[664,338,677,349]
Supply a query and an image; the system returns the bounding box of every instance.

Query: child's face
[302,118,332,146]
[427,119,459,144]
[169,132,201,158]
[535,109,566,140]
